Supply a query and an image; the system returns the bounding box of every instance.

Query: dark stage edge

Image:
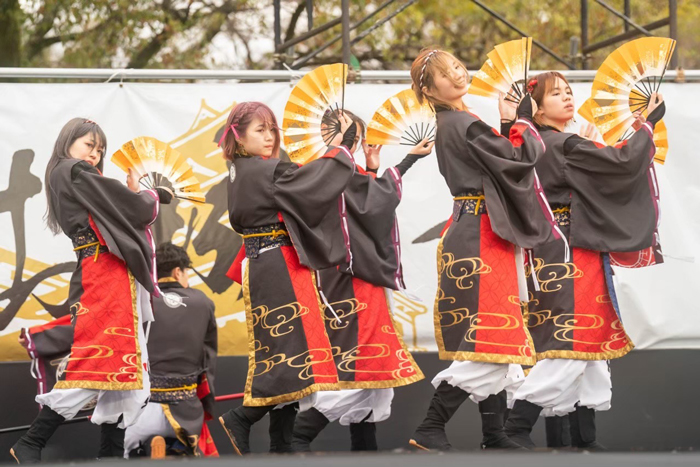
[2,350,699,463]
[16,452,700,467]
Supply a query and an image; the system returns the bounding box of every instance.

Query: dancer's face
[423,57,469,104]
[535,77,575,125]
[69,133,104,167]
[239,116,277,158]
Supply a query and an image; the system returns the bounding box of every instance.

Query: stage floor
[35,451,700,467]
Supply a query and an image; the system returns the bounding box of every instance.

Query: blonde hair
[410,47,469,111]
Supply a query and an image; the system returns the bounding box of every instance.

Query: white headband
[419,50,439,90]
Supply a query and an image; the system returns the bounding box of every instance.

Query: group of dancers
[10,44,665,462]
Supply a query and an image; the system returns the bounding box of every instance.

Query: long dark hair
[44,118,107,235]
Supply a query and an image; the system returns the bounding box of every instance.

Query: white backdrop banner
[0,81,698,361]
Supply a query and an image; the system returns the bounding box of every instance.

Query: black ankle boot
[545,415,571,448]
[570,405,606,451]
[479,391,526,450]
[219,405,273,455]
[409,381,469,451]
[97,420,125,459]
[504,399,543,449]
[269,404,297,453]
[10,406,65,464]
[350,421,377,451]
[292,408,330,452]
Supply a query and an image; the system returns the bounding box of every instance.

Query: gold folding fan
[468,37,533,104]
[365,89,436,147]
[589,37,675,148]
[112,137,205,203]
[282,63,348,164]
[578,98,668,164]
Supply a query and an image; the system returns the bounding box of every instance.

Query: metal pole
[669,0,678,68]
[341,0,351,65]
[582,18,669,54]
[273,0,282,69]
[581,0,589,69]
[472,0,575,69]
[276,17,342,52]
[273,0,281,48]
[306,0,314,30]
[293,0,399,69]
[624,0,631,32]
[594,0,652,36]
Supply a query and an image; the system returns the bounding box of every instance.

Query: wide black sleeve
[272,147,356,269]
[563,122,659,252]
[70,161,161,294]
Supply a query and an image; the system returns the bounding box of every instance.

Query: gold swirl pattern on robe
[435,286,473,327]
[464,313,527,350]
[439,253,492,290]
[322,298,367,330]
[251,302,309,337]
[530,257,584,293]
[253,348,336,379]
[103,327,134,337]
[552,314,605,344]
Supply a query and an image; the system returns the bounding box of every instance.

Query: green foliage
[1,0,696,72]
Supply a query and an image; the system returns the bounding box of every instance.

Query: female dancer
[504,72,664,450]
[11,118,172,463]
[217,102,357,454]
[407,48,560,451]
[292,110,429,452]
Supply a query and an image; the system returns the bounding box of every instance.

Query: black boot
[219,405,273,455]
[545,415,571,449]
[269,403,297,454]
[292,408,330,452]
[409,381,469,451]
[479,391,526,450]
[97,420,125,459]
[350,413,377,451]
[10,406,65,464]
[570,405,606,451]
[504,399,543,449]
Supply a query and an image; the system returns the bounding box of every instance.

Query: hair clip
[526,78,538,94]
[218,123,240,147]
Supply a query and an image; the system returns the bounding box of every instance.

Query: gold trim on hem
[243,382,341,407]
[53,380,143,391]
[336,372,424,390]
[438,349,537,366]
[534,341,635,362]
[161,403,201,457]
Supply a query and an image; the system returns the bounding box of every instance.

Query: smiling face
[532,73,575,129]
[68,132,104,167]
[411,49,470,109]
[424,57,469,104]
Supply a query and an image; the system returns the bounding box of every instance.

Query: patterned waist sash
[70,226,108,262]
[241,222,293,259]
[551,204,571,226]
[452,190,486,221]
[150,375,198,402]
